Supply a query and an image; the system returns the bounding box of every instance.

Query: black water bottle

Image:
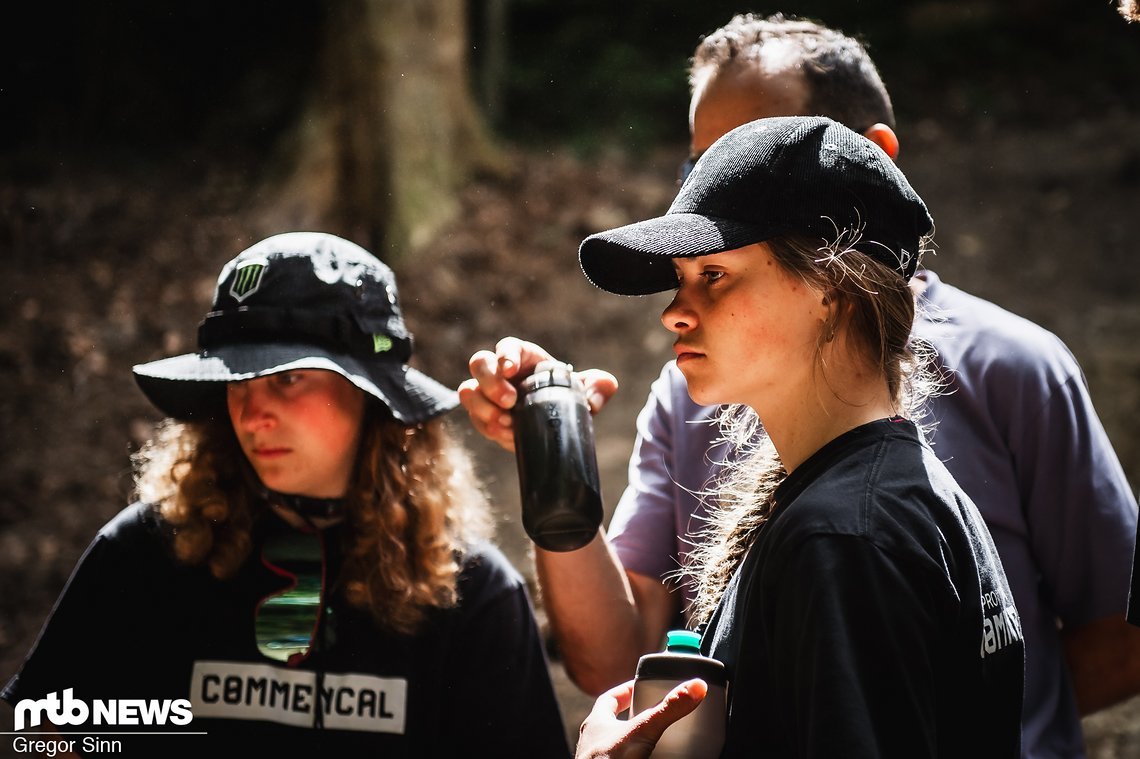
[512,360,604,552]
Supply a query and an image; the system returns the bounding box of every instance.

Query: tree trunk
[268,0,504,259]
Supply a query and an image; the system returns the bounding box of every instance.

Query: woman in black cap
[574,117,1024,758]
[3,232,569,757]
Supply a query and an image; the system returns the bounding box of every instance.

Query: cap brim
[579,213,775,295]
[132,343,457,425]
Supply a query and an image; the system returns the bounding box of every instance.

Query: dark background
[2,1,1139,754]
[6,2,1138,150]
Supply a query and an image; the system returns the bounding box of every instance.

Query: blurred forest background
[2,0,1139,755]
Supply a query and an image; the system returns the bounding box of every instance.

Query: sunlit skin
[689,57,810,157]
[662,243,895,474]
[227,369,366,499]
[690,58,899,163]
[663,243,827,411]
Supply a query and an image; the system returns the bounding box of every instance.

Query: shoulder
[29,504,175,627]
[916,271,1081,386]
[98,501,166,542]
[92,501,178,562]
[70,502,169,565]
[775,425,965,556]
[456,541,528,605]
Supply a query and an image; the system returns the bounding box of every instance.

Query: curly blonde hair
[133,403,491,635]
[684,235,937,625]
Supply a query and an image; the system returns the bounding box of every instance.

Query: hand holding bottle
[576,678,707,759]
[629,630,728,759]
[459,337,618,452]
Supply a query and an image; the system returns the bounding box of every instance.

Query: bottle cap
[665,629,702,653]
[521,360,578,392]
[636,634,727,686]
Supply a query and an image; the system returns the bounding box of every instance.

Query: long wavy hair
[132,401,491,635]
[685,234,938,625]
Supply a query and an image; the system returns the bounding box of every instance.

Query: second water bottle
[511,360,604,552]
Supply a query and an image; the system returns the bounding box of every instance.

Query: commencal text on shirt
[189,660,407,733]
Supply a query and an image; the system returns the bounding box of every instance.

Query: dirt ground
[2,110,1140,754]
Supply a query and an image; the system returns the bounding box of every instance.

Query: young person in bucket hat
[2,232,569,758]
[569,117,1024,757]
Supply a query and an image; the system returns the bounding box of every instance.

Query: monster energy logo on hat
[132,232,460,425]
[230,259,268,302]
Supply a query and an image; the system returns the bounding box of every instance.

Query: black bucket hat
[133,232,457,424]
[579,116,934,295]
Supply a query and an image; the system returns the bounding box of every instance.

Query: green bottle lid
[664,629,702,653]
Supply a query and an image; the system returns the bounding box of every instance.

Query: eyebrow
[672,255,710,274]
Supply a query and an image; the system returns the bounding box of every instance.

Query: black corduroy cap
[579,116,934,295]
[132,232,457,424]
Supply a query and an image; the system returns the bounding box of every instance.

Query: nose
[228,380,276,432]
[661,289,697,335]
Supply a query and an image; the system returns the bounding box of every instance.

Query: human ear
[863,123,900,162]
[819,290,841,342]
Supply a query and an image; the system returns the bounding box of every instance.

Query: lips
[673,343,705,362]
[251,446,291,459]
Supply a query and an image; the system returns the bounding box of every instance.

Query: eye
[273,371,303,388]
[701,269,725,284]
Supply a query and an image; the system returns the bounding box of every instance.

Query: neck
[750,349,897,475]
[261,488,347,530]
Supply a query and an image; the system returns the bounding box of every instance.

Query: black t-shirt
[702,418,1024,758]
[3,503,570,758]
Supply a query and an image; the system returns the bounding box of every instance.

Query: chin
[683,380,719,407]
[679,363,737,406]
[688,381,742,409]
[259,475,297,495]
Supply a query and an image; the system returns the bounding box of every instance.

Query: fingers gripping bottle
[511,360,604,552]
[631,630,728,759]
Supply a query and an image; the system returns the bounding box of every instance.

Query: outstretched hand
[575,678,707,759]
[457,336,618,452]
